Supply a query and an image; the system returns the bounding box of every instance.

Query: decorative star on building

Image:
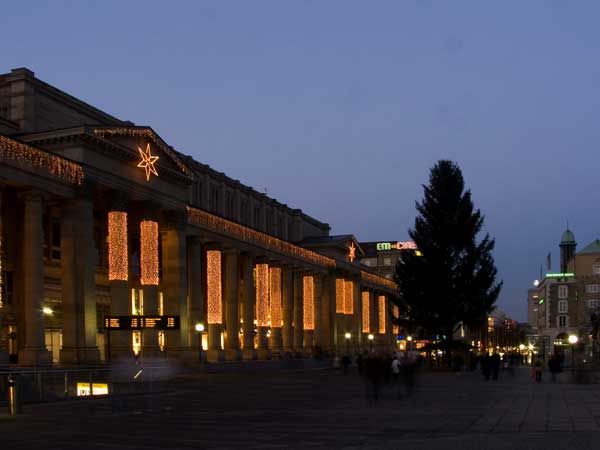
[137,143,159,181]
[348,242,356,262]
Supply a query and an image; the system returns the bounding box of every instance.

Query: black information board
[104,315,180,330]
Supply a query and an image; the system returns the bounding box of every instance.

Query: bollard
[7,376,21,415]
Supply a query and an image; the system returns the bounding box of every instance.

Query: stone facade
[0,68,397,366]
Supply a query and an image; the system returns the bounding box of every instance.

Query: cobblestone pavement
[2,366,600,449]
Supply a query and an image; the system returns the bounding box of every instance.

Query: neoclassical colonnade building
[0,68,398,366]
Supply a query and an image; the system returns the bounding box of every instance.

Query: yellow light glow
[361,292,370,333]
[303,275,314,330]
[0,135,84,185]
[137,143,159,181]
[361,270,397,291]
[76,383,109,396]
[335,278,345,313]
[393,305,399,334]
[108,211,128,281]
[140,220,159,285]
[345,332,351,339]
[378,295,386,334]
[42,307,53,315]
[269,267,282,328]
[344,280,353,315]
[368,333,374,341]
[207,250,222,324]
[348,242,356,262]
[256,263,269,327]
[568,334,578,344]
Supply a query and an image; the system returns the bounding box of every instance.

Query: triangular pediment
[92,126,193,182]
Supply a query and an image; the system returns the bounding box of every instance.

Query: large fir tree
[394,160,502,342]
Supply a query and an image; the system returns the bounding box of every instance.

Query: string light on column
[269,267,282,328]
[393,305,399,334]
[335,278,345,313]
[256,263,269,327]
[378,295,386,334]
[303,275,314,330]
[362,291,370,333]
[207,250,222,324]
[140,220,159,285]
[108,211,128,281]
[344,280,354,315]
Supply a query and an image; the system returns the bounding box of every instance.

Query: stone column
[292,271,304,352]
[223,250,240,360]
[313,274,324,350]
[187,236,204,360]
[18,192,51,366]
[281,266,293,353]
[321,273,335,352]
[242,253,256,360]
[60,196,101,364]
[206,249,223,362]
[162,215,192,360]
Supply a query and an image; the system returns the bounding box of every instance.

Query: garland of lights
[269,267,282,328]
[256,263,269,327]
[344,280,354,315]
[393,305,399,334]
[361,270,397,291]
[140,220,159,285]
[335,278,345,313]
[0,135,84,185]
[362,291,370,333]
[92,127,192,177]
[378,295,386,334]
[108,211,128,281]
[303,275,314,330]
[187,207,335,269]
[207,250,222,324]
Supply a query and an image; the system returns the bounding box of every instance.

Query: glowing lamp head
[533,279,540,287]
[344,332,351,340]
[568,334,578,344]
[519,344,525,350]
[42,307,53,315]
[368,334,374,341]
[407,336,413,342]
[195,323,205,332]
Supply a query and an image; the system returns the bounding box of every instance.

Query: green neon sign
[545,273,575,278]
[538,298,545,305]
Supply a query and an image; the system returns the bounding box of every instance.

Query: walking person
[391,355,401,399]
[534,358,543,383]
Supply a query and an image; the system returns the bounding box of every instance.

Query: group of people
[531,354,563,383]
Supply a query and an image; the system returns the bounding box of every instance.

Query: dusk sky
[4,1,600,321]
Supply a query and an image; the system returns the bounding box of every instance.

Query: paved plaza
[2,366,600,449]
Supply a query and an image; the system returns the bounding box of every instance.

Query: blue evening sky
[3,1,600,321]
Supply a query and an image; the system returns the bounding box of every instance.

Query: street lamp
[568,334,578,369]
[344,332,351,354]
[195,323,205,361]
[368,333,374,352]
[407,335,413,352]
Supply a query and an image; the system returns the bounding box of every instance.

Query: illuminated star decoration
[348,242,356,262]
[137,143,159,181]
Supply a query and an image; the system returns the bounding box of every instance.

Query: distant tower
[560,228,576,273]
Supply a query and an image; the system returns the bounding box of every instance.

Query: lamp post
[568,334,578,369]
[368,333,374,352]
[344,332,351,355]
[195,323,205,362]
[407,335,413,352]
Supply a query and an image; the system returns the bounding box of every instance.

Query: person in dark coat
[491,353,501,380]
[481,353,491,380]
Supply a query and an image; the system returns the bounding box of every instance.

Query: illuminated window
[361,292,370,333]
[108,211,128,281]
[344,280,353,315]
[335,278,345,313]
[256,263,269,327]
[558,285,568,299]
[140,220,159,285]
[378,295,386,334]
[558,300,568,313]
[269,267,282,328]
[207,250,222,324]
[303,275,314,330]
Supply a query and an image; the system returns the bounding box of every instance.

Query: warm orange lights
[378,295,386,334]
[348,242,356,262]
[137,143,159,181]
[393,305,399,334]
[303,275,314,330]
[269,267,282,328]
[108,211,128,281]
[344,280,354,315]
[361,270,397,291]
[362,291,370,333]
[0,135,84,185]
[256,263,269,327]
[140,220,159,285]
[335,278,345,313]
[207,250,222,324]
